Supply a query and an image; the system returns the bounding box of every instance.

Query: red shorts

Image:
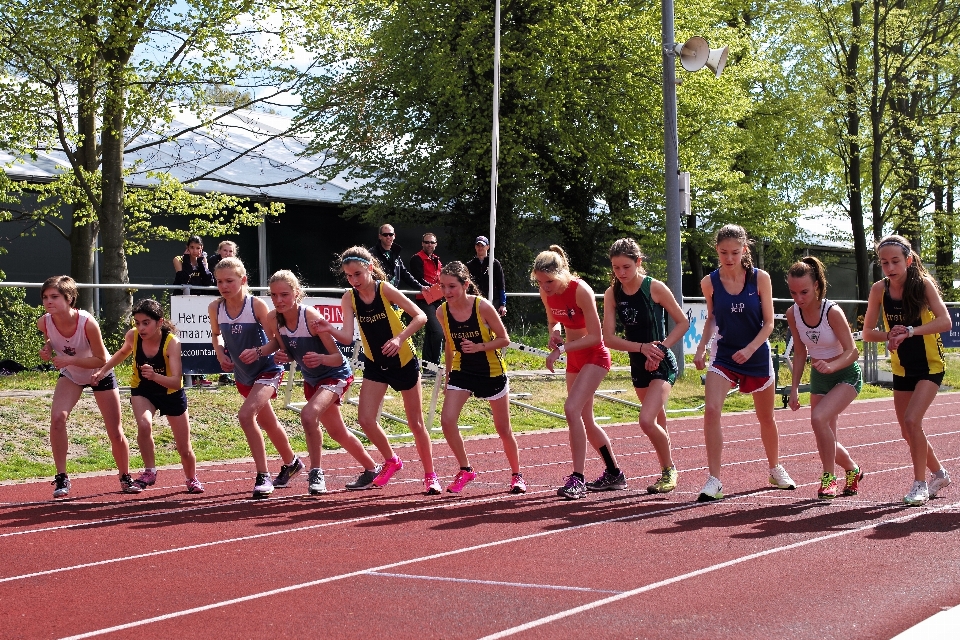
[236,370,285,399]
[566,343,612,374]
[304,375,354,405]
[709,363,772,394]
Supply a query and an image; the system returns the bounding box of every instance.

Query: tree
[0,0,342,332]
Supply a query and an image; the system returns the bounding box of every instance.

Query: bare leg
[94,387,129,475]
[301,388,338,468]
[237,384,279,473]
[400,382,435,474]
[49,377,83,474]
[440,389,472,468]
[166,412,197,479]
[319,402,378,470]
[753,384,780,468]
[355,379,396,462]
[894,381,942,482]
[490,393,520,474]
[564,364,611,474]
[809,384,858,475]
[703,371,735,478]
[636,380,674,469]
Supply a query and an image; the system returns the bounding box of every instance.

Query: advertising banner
[172,295,347,375]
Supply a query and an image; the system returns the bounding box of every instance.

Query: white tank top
[792,299,844,360]
[43,310,112,386]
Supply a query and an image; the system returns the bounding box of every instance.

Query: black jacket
[369,242,426,291]
[174,254,213,287]
[466,256,506,307]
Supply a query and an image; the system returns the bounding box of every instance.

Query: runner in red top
[532,245,621,500]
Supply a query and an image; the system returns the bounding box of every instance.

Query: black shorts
[131,388,188,417]
[630,345,678,388]
[59,372,118,392]
[361,356,421,392]
[447,371,509,401]
[893,372,945,392]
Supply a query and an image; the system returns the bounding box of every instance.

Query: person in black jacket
[466,236,507,317]
[173,236,213,287]
[408,232,444,367]
[368,224,427,292]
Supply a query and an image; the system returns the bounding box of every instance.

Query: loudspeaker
[706,45,729,77]
[674,36,709,72]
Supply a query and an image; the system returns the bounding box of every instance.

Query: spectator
[408,232,444,369]
[466,236,507,316]
[369,224,428,292]
[207,240,238,272]
[173,236,213,287]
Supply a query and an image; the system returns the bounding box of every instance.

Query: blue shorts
[59,372,118,392]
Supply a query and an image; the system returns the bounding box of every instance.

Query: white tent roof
[1,107,358,204]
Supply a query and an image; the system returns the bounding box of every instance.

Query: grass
[5,341,960,483]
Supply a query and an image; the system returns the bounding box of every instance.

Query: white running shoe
[697,475,723,502]
[769,464,797,490]
[904,481,929,506]
[928,469,951,498]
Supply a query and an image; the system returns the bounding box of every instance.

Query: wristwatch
[556,344,565,354]
[907,325,915,338]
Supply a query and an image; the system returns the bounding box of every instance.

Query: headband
[877,240,910,253]
[342,256,371,266]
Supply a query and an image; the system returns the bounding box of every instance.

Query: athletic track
[1,395,959,639]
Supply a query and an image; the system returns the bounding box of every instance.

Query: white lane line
[477,499,960,639]
[366,572,623,594]
[56,500,706,639]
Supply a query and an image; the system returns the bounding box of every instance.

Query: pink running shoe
[134,469,157,491]
[186,477,205,493]
[446,469,477,493]
[424,473,442,495]
[510,473,527,494]
[373,456,403,487]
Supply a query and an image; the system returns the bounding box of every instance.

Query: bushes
[0,283,44,369]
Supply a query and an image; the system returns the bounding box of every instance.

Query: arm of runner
[92,329,135,383]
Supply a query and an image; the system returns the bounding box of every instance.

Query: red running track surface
[1,395,958,639]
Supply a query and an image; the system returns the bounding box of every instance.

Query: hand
[382,337,401,357]
[140,364,156,381]
[460,338,482,354]
[217,354,235,372]
[91,367,105,383]
[887,327,908,352]
[498,305,507,317]
[547,330,563,351]
[644,342,665,367]
[732,345,757,365]
[238,347,260,364]
[303,351,340,368]
[51,354,72,369]
[811,358,835,374]
[789,388,801,411]
[273,350,291,365]
[39,341,53,362]
[545,349,561,373]
[694,350,707,371]
[311,318,333,334]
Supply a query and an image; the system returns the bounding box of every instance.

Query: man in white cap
[465,235,507,317]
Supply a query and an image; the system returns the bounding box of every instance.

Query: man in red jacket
[408,232,443,370]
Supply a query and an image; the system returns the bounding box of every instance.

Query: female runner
[532,245,623,500]
[602,238,689,493]
[785,257,863,499]
[694,224,795,501]
[93,299,202,493]
[436,261,524,493]
[314,246,440,494]
[862,235,951,505]
[209,257,303,498]
[38,275,133,497]
[266,270,384,495]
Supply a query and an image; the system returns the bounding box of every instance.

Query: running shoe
[929,468,951,498]
[424,472,442,495]
[697,475,723,502]
[185,477,205,493]
[308,468,326,495]
[558,475,587,500]
[52,473,71,498]
[586,469,627,491]
[346,466,381,491]
[447,469,478,493]
[510,473,527,494]
[647,466,679,494]
[373,456,404,487]
[843,466,864,496]
[769,464,797,490]
[274,456,304,488]
[818,472,839,500]
[134,469,157,491]
[903,480,929,506]
[253,472,274,498]
[120,473,141,494]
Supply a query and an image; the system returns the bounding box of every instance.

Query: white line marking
[477,499,960,639]
[366,572,623,594]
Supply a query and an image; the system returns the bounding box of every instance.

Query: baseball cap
[475,236,489,246]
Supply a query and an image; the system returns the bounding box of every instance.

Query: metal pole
[93,232,101,317]
[662,0,684,376]
[488,0,500,300]
[258,222,268,288]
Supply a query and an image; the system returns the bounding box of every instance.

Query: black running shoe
[274,456,304,488]
[586,470,627,491]
[52,473,71,498]
[346,466,381,490]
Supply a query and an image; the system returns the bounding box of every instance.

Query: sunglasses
[422,240,436,244]
[380,232,395,237]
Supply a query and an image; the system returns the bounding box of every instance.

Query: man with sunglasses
[369,223,429,294]
[408,232,444,369]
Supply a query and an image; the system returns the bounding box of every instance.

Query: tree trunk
[69,218,98,313]
[99,78,131,339]
[845,0,870,321]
